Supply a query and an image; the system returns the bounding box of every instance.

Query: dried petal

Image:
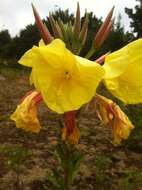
[95,94,134,145]
[10,91,42,133]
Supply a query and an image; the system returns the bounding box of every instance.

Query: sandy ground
[0,69,142,190]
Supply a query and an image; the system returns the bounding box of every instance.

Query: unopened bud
[32,4,52,44]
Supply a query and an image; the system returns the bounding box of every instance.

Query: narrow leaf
[55,21,63,39]
[79,14,88,44]
[58,19,68,42]
[56,144,65,166]
[49,14,62,38]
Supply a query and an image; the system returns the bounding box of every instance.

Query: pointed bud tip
[31,3,36,12]
[112,6,115,11]
[77,2,80,8]
[110,6,115,16]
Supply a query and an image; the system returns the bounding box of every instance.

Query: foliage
[125,0,142,38]
[0,145,31,171]
[121,169,142,190]
[95,154,112,184]
[0,8,133,64]
[0,30,11,59]
[0,146,31,190]
[47,143,83,190]
[122,104,142,150]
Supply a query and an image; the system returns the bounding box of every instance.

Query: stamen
[64,71,71,80]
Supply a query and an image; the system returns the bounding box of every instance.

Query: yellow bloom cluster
[10,38,142,145]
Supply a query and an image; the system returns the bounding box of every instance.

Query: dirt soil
[0,69,142,190]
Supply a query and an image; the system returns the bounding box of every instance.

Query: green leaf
[55,144,66,167]
[48,169,65,190]
[69,151,84,183]
[48,173,59,188]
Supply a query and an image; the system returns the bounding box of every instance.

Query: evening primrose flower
[95,94,134,145]
[10,91,42,133]
[103,39,142,104]
[19,39,105,114]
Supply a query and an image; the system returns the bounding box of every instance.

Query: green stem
[85,46,96,59]
[64,144,71,190]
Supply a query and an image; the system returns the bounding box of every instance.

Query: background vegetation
[1,0,142,65]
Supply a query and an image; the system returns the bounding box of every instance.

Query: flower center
[64,71,71,80]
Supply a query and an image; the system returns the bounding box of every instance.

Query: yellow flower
[19,39,105,114]
[10,91,41,133]
[95,94,134,145]
[103,39,142,104]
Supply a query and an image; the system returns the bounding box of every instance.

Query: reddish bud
[94,7,114,49]
[96,20,113,48]
[74,2,81,37]
[32,4,52,44]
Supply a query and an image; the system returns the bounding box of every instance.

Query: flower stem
[64,143,71,190]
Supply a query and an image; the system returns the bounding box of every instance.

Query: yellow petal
[19,39,105,113]
[10,91,41,133]
[39,39,45,46]
[103,46,129,79]
[103,39,142,104]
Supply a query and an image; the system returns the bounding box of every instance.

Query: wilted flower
[95,95,134,145]
[10,91,42,133]
[62,111,80,144]
[103,39,142,104]
[19,39,105,114]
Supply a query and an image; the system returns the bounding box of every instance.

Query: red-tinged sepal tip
[94,7,114,49]
[19,90,42,106]
[74,2,81,37]
[97,20,113,48]
[95,52,110,65]
[31,4,52,44]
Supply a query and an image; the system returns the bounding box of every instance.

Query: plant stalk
[64,144,71,190]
